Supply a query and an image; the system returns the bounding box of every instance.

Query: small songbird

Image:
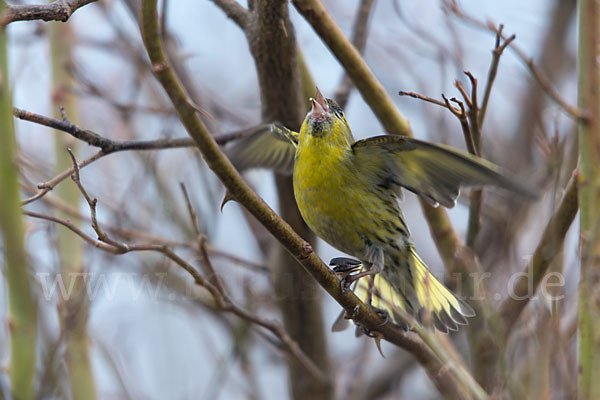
[228,89,534,332]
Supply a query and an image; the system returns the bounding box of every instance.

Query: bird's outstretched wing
[226,124,298,174]
[352,135,536,208]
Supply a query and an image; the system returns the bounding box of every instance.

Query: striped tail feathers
[408,249,475,333]
[354,272,411,331]
[330,269,412,333]
[330,252,475,334]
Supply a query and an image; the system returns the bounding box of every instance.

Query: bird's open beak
[310,87,329,119]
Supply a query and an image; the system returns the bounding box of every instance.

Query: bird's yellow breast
[293,134,395,257]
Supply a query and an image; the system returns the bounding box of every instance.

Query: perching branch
[139,1,468,398]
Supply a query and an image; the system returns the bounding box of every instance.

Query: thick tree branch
[243,0,333,398]
[292,0,411,135]
[576,0,600,397]
[0,6,37,397]
[1,0,97,26]
[210,0,249,29]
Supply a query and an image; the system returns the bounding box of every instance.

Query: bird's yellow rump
[228,89,534,332]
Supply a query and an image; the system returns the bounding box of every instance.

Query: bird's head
[300,88,353,145]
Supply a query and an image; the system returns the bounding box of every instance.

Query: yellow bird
[228,89,534,332]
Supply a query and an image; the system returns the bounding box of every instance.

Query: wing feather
[352,135,536,208]
[226,124,298,174]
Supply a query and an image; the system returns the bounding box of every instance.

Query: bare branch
[462,72,480,153]
[24,167,327,383]
[27,185,269,273]
[140,2,468,397]
[478,25,515,128]
[21,150,104,206]
[457,72,484,249]
[14,107,261,153]
[500,173,579,332]
[180,183,202,237]
[333,0,375,109]
[14,106,272,206]
[211,0,249,29]
[399,90,458,111]
[1,0,97,26]
[444,0,584,120]
[66,148,130,252]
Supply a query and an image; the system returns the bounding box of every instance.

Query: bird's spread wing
[352,135,536,208]
[226,123,298,174]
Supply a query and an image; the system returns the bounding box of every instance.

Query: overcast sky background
[1,1,578,399]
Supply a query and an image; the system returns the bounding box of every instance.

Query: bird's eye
[326,99,344,119]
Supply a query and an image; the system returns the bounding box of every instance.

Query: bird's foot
[346,269,378,285]
[359,307,390,337]
[330,257,363,294]
[370,306,390,327]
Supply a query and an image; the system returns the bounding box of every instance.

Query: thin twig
[478,25,515,128]
[66,148,130,252]
[399,90,460,113]
[21,150,104,206]
[15,107,265,205]
[456,72,484,248]
[180,182,201,237]
[13,107,258,152]
[24,176,326,383]
[444,0,584,120]
[26,183,270,273]
[197,236,229,307]
[500,173,578,332]
[461,72,480,154]
[440,94,476,155]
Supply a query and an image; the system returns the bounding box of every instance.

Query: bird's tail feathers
[350,250,474,333]
[354,272,411,331]
[332,250,474,333]
[407,249,474,332]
